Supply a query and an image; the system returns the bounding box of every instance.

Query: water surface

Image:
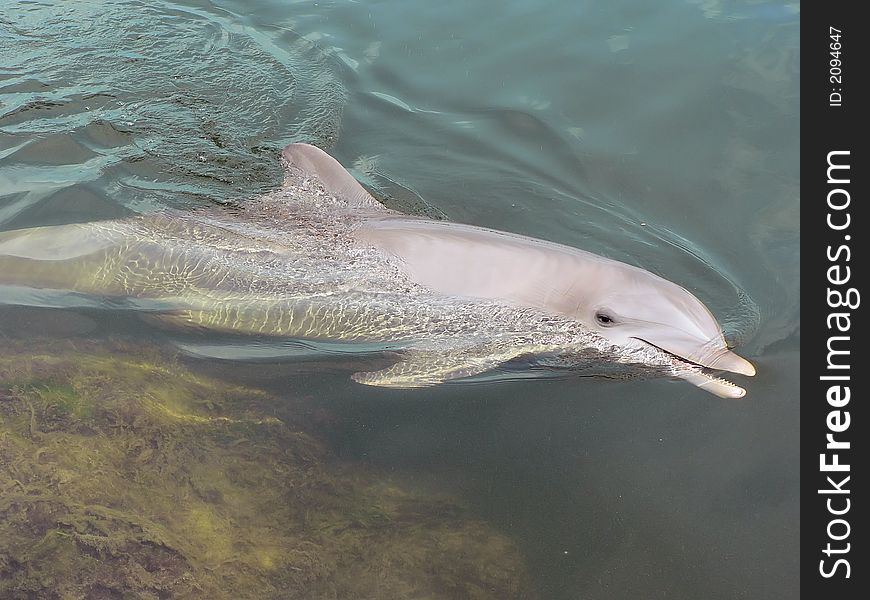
[1,1,799,598]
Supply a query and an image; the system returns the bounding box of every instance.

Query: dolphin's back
[0,222,120,261]
[353,217,621,318]
[0,214,285,297]
[0,221,128,291]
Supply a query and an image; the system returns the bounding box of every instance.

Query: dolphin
[0,143,755,397]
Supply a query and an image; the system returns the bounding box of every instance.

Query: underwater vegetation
[0,338,533,599]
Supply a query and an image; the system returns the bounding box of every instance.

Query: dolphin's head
[346,209,755,397]
[577,263,755,398]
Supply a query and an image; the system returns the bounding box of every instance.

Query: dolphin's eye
[595,312,616,327]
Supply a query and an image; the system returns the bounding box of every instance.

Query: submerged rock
[0,339,534,599]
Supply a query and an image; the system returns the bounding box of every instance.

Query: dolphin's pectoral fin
[281,143,386,211]
[351,347,521,388]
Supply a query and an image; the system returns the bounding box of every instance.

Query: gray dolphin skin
[0,143,755,397]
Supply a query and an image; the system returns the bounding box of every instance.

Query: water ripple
[0,0,346,221]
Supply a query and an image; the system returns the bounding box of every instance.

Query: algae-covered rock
[0,339,534,599]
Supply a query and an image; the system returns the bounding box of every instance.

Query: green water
[1,0,799,598]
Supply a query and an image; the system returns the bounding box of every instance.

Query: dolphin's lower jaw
[629,337,753,399]
[677,370,746,398]
[677,370,747,399]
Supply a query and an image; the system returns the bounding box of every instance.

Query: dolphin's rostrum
[0,144,755,397]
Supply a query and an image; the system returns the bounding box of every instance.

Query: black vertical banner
[804,3,866,597]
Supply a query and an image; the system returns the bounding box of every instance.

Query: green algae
[0,339,534,599]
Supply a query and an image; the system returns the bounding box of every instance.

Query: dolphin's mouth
[632,337,748,399]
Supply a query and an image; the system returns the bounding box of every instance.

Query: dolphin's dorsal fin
[282,143,383,209]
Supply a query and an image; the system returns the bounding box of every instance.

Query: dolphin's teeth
[705,372,742,390]
[677,367,746,398]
